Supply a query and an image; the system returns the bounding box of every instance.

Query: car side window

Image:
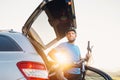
[0,35,23,51]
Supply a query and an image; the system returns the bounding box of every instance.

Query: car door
[22,0,76,69]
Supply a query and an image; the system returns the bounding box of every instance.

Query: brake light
[17,61,48,80]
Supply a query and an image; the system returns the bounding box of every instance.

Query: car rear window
[0,35,23,51]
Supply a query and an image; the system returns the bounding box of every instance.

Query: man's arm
[48,49,57,61]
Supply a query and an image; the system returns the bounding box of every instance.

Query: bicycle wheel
[83,66,112,80]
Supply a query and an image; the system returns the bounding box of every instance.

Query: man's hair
[65,27,76,34]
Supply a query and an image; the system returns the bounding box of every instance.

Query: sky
[0,0,120,73]
[74,0,120,72]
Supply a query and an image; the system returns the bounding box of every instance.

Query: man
[48,27,90,80]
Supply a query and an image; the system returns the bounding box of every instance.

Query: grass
[112,76,120,80]
[105,70,120,80]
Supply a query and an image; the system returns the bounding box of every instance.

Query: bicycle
[48,41,112,80]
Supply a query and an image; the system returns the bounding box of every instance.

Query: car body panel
[0,53,45,80]
[0,31,47,80]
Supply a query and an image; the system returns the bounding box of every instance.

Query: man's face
[66,31,77,43]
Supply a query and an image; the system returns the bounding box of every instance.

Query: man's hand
[85,52,92,62]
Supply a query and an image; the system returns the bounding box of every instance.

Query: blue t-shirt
[55,42,81,74]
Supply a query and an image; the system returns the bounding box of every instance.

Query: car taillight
[17,61,48,80]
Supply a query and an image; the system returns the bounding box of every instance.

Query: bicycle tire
[84,66,112,80]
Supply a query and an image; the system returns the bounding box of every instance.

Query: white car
[0,30,48,80]
[0,0,76,80]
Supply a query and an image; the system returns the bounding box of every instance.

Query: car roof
[0,30,37,53]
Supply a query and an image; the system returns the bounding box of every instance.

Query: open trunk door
[22,0,76,49]
[22,0,77,68]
